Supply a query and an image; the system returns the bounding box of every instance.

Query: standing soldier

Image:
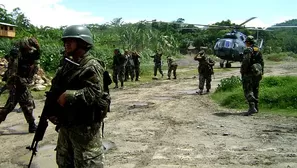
[124,50,135,81]
[132,51,141,81]
[48,25,107,167]
[112,49,126,88]
[241,35,264,116]
[167,56,178,79]
[0,37,40,133]
[194,50,215,95]
[151,50,164,78]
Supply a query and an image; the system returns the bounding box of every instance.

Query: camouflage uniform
[0,37,40,133]
[124,51,135,81]
[132,51,141,81]
[241,35,264,115]
[112,49,126,88]
[167,56,178,79]
[194,50,215,94]
[151,51,164,77]
[54,25,106,168]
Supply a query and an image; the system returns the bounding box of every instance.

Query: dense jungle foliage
[1,7,297,73]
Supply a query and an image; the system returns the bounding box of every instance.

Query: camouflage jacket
[132,53,140,66]
[194,56,215,75]
[6,46,40,87]
[240,45,264,76]
[51,53,109,125]
[167,56,177,67]
[112,53,126,69]
[151,54,162,64]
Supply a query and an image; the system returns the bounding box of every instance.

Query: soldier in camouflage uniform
[167,56,178,79]
[124,50,135,81]
[132,51,141,81]
[194,50,215,95]
[241,35,264,116]
[49,25,108,168]
[112,49,126,88]
[0,37,40,133]
[151,51,164,78]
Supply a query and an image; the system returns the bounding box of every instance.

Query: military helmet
[245,35,255,44]
[62,25,93,46]
[199,50,205,55]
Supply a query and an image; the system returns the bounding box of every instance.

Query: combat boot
[120,81,124,89]
[29,122,37,133]
[0,109,8,124]
[255,103,259,112]
[206,89,210,93]
[244,102,258,116]
[173,76,176,79]
[114,82,118,89]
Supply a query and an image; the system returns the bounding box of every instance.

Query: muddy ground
[1,55,297,168]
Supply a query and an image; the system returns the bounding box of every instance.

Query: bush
[212,76,297,111]
[215,76,242,92]
[264,52,297,62]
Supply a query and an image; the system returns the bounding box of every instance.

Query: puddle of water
[179,90,198,95]
[128,102,153,109]
[153,96,175,100]
[103,139,117,152]
[0,123,28,135]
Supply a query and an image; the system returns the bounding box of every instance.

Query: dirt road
[1,57,297,168]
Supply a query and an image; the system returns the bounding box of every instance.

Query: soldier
[241,35,264,116]
[194,50,215,95]
[49,25,107,167]
[132,51,141,81]
[0,37,40,133]
[112,49,126,88]
[151,50,164,78]
[167,56,178,79]
[124,50,135,81]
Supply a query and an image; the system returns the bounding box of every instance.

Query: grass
[211,76,297,117]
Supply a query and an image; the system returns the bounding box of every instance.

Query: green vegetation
[1,7,297,74]
[212,76,297,116]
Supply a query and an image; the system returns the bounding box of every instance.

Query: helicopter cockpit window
[224,40,232,48]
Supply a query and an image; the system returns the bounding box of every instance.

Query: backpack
[251,63,262,76]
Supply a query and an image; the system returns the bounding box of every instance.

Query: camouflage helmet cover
[245,35,255,44]
[62,25,93,46]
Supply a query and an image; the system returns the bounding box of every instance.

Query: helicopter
[149,17,264,68]
[147,18,297,67]
[211,17,262,68]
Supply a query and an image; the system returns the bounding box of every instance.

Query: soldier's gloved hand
[57,92,67,107]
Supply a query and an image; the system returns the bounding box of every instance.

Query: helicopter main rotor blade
[267,26,297,28]
[239,17,257,26]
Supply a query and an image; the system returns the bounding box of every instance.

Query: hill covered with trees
[0,6,297,73]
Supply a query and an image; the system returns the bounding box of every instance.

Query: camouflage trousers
[154,63,163,76]
[168,65,178,78]
[56,122,104,168]
[242,75,262,103]
[124,65,135,81]
[0,86,35,123]
[198,74,212,90]
[112,66,125,83]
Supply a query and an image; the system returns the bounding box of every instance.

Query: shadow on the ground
[213,111,246,117]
